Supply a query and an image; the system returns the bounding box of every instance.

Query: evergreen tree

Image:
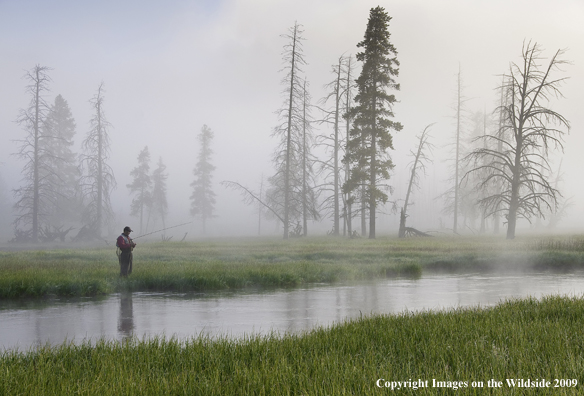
[127,146,152,234]
[44,94,81,230]
[150,157,169,231]
[190,125,216,234]
[344,7,402,239]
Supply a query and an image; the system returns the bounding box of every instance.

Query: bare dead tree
[316,56,344,235]
[453,67,463,233]
[439,66,472,234]
[544,161,572,229]
[12,65,52,242]
[299,79,320,236]
[464,42,570,239]
[342,56,357,237]
[79,83,116,238]
[492,76,508,234]
[454,109,494,233]
[222,180,285,225]
[268,22,308,239]
[316,55,358,236]
[398,124,434,238]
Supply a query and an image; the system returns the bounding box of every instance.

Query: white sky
[0,0,583,237]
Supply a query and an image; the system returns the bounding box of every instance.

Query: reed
[1,296,583,395]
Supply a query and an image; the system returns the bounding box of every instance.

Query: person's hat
[123,226,133,232]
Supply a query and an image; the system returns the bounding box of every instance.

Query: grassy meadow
[2,295,584,395]
[2,235,584,394]
[2,234,584,299]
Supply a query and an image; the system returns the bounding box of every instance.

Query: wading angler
[116,226,136,276]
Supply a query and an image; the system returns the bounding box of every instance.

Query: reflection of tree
[118,291,134,340]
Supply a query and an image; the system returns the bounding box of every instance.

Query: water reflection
[1,272,584,351]
[118,292,134,340]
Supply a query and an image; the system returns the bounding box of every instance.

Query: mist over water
[2,273,584,351]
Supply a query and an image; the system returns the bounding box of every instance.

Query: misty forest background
[0,1,579,244]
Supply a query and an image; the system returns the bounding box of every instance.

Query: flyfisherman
[116,226,136,277]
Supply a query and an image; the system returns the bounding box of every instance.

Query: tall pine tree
[44,94,81,231]
[150,157,169,232]
[344,7,402,239]
[127,146,152,234]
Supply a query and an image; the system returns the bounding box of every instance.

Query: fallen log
[404,227,433,237]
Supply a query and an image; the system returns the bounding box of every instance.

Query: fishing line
[132,221,192,240]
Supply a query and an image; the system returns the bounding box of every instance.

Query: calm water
[1,272,584,351]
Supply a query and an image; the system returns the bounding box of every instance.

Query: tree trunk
[506,198,518,239]
[283,25,298,240]
[453,67,461,234]
[32,68,41,243]
[493,78,506,235]
[398,209,406,238]
[258,177,263,236]
[344,57,353,238]
[507,134,523,239]
[369,90,377,239]
[398,126,429,238]
[302,80,308,237]
[332,61,341,236]
[361,188,366,236]
[96,99,103,238]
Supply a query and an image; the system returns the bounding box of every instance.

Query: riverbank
[1,295,583,395]
[1,235,584,299]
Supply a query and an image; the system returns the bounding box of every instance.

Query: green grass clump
[2,234,584,299]
[1,295,583,395]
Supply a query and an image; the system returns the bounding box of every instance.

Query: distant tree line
[12,67,118,243]
[9,63,214,243]
[10,8,570,242]
[126,146,169,237]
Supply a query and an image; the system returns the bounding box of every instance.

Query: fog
[1,0,583,241]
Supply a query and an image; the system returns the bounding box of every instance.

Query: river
[2,272,584,351]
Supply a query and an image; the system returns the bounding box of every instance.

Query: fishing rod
[132,221,192,240]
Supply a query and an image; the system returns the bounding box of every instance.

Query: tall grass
[1,295,583,395]
[1,235,584,299]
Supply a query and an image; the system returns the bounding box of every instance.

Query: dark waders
[119,249,133,276]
